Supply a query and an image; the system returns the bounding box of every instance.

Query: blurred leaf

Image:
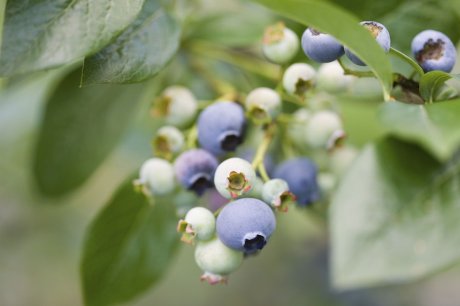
[419,71,453,102]
[253,0,393,100]
[33,68,149,196]
[81,176,179,306]
[382,0,460,53]
[188,4,273,47]
[0,0,144,76]
[378,100,460,161]
[82,1,181,84]
[327,0,403,20]
[331,137,460,289]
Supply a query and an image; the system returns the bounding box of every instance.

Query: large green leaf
[419,71,452,102]
[378,100,460,161]
[0,0,144,76]
[253,0,393,100]
[33,67,149,196]
[81,176,180,306]
[331,137,460,289]
[82,1,181,84]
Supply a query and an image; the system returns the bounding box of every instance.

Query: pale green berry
[194,237,243,284]
[153,125,184,158]
[318,172,336,197]
[330,145,358,177]
[262,178,295,212]
[177,207,216,244]
[262,23,299,64]
[245,176,264,199]
[287,108,311,148]
[282,63,316,95]
[155,86,198,127]
[316,61,356,93]
[214,158,257,199]
[306,110,344,150]
[245,87,281,124]
[137,158,175,196]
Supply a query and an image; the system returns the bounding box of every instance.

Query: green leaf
[331,137,460,289]
[419,71,456,103]
[188,4,274,47]
[0,0,144,76]
[81,176,179,306]
[378,100,460,161]
[82,2,181,84]
[253,0,393,100]
[33,67,148,196]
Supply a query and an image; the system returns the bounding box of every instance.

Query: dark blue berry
[198,101,246,156]
[174,149,218,195]
[273,158,320,206]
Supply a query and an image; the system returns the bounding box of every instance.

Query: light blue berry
[198,101,246,156]
[214,157,256,199]
[216,198,276,254]
[273,158,320,206]
[345,21,391,66]
[301,28,344,63]
[411,30,456,73]
[194,237,243,284]
[137,158,175,196]
[174,149,218,195]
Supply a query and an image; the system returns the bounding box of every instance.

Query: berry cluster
[134,20,457,284]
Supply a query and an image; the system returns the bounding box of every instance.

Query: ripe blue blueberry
[198,101,246,156]
[345,21,391,66]
[178,207,216,243]
[273,158,320,206]
[154,86,198,127]
[174,149,218,195]
[282,63,316,95]
[262,22,299,64]
[411,30,456,73]
[136,158,175,196]
[216,198,276,254]
[194,237,244,284]
[301,28,344,63]
[214,157,256,199]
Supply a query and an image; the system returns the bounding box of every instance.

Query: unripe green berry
[245,87,281,124]
[136,158,175,196]
[178,207,216,244]
[262,23,299,64]
[194,237,243,284]
[282,63,316,95]
[262,178,295,212]
[306,110,344,150]
[154,86,198,127]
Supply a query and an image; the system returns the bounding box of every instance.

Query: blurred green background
[3,0,460,305]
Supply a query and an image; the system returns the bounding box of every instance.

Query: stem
[186,125,198,149]
[337,57,375,78]
[389,47,425,77]
[251,124,275,173]
[257,163,270,182]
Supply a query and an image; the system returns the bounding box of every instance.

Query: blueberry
[262,22,299,64]
[301,28,344,63]
[216,198,276,254]
[261,178,295,212]
[306,110,345,150]
[194,237,243,284]
[345,21,391,66]
[245,87,281,124]
[178,207,216,243]
[136,158,175,196]
[411,29,456,73]
[282,63,316,95]
[330,145,358,177]
[214,157,256,199]
[154,86,198,127]
[317,61,356,93]
[273,158,320,206]
[174,149,218,195]
[153,125,184,159]
[198,101,246,156]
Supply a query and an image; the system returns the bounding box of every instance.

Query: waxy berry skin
[273,158,320,206]
[213,157,256,199]
[282,63,316,95]
[262,24,299,64]
[138,158,175,196]
[345,21,391,66]
[411,30,456,73]
[216,198,276,254]
[197,101,246,156]
[174,149,218,196]
[157,86,198,127]
[179,207,216,242]
[301,28,344,63]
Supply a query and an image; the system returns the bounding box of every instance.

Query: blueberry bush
[2,0,460,305]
